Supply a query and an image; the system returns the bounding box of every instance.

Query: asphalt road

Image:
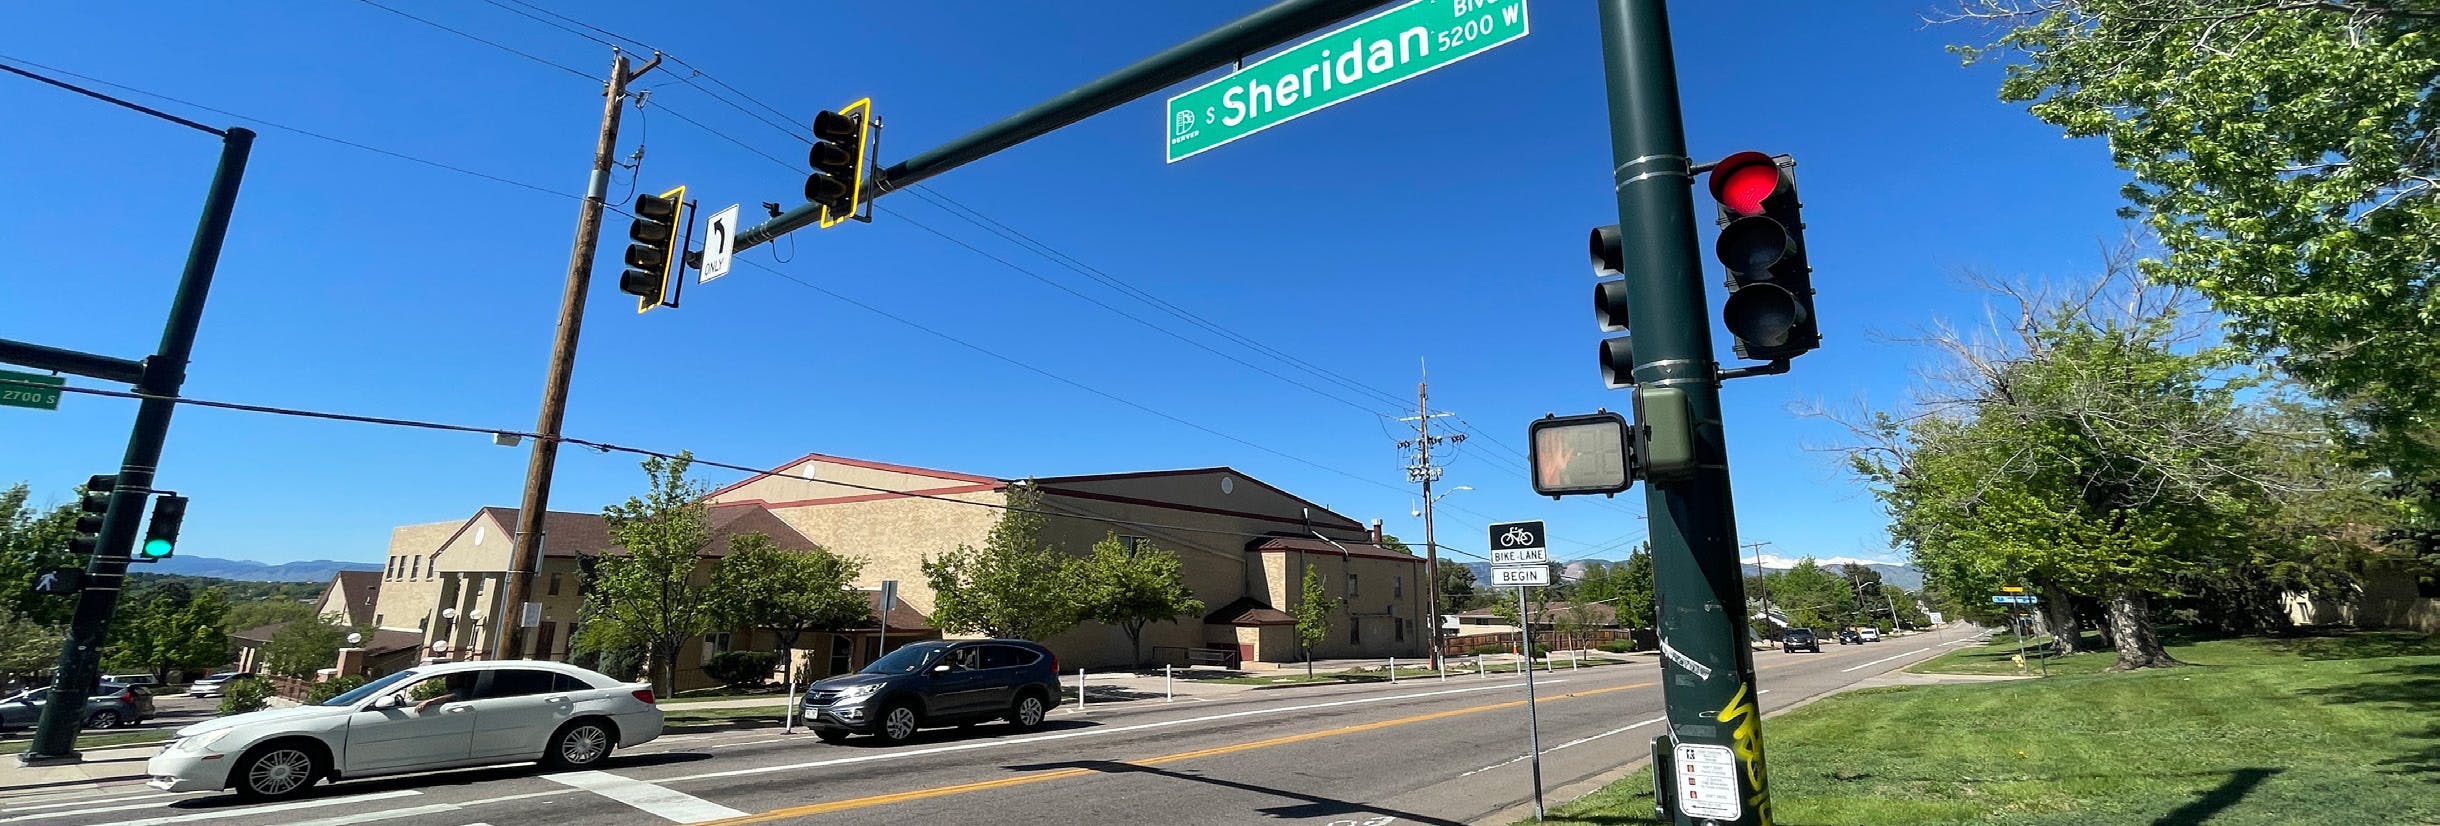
[2,631,1982,826]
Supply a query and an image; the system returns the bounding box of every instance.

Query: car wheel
[877,704,920,744]
[1008,693,1048,731]
[85,710,120,730]
[544,720,615,770]
[233,743,321,800]
[813,729,848,743]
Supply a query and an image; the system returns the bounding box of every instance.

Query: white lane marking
[2,794,179,814]
[85,790,423,826]
[658,676,1579,785]
[1459,716,1666,778]
[1842,647,1935,673]
[1,800,184,823]
[545,770,746,823]
[282,804,463,826]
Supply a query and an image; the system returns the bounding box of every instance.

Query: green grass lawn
[0,729,173,755]
[1525,631,2440,825]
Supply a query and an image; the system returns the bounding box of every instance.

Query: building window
[409,556,420,579]
[374,614,383,628]
[1395,576,1403,598]
[1120,535,1148,555]
[1396,617,1406,641]
[427,556,438,580]
[1350,619,1361,644]
[548,572,562,596]
[1347,573,1359,598]
[700,632,732,665]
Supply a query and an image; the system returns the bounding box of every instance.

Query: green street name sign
[1165,0,1529,163]
[0,370,64,411]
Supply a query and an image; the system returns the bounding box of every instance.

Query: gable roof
[702,451,1004,502]
[1203,596,1295,627]
[1034,467,1366,532]
[323,571,381,627]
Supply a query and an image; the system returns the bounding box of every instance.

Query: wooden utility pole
[494,50,660,660]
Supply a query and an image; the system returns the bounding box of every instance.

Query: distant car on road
[800,639,1063,744]
[0,681,153,730]
[1781,628,1822,654]
[1836,629,1863,645]
[1858,627,1882,643]
[147,660,662,800]
[105,673,164,690]
[187,671,256,698]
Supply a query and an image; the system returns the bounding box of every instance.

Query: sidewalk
[0,747,156,802]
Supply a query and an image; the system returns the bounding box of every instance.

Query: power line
[349,0,598,82]
[0,59,221,135]
[488,0,807,142]
[0,376,1390,549]
[733,256,1424,501]
[0,53,593,206]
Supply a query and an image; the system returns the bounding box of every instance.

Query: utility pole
[494,50,659,660]
[1744,540,1774,635]
[1599,2,1774,823]
[1398,372,1462,669]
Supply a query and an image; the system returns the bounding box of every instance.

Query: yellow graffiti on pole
[1716,682,1774,826]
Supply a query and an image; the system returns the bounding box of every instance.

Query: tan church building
[366,453,1427,690]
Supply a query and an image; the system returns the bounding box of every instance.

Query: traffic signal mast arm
[726,0,1387,254]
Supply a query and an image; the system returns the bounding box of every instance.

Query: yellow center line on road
[691,680,1657,825]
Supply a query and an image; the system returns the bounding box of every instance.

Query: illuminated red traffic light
[1707,151,1789,217]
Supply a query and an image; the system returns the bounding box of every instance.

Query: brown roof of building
[362,628,425,656]
[471,508,616,558]
[457,505,821,560]
[325,571,381,627]
[1203,596,1295,627]
[1246,536,1426,564]
[1034,467,1367,532]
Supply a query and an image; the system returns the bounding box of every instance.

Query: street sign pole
[1595,2,1770,823]
[24,127,253,765]
[1518,583,1546,821]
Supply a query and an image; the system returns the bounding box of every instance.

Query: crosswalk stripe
[545,771,745,823]
[84,790,423,826]
[1,794,179,814]
[282,804,462,826]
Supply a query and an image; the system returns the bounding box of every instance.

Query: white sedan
[148,660,663,800]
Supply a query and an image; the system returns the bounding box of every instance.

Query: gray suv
[0,682,154,731]
[801,639,1062,744]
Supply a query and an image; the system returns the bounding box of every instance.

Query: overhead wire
[349,0,598,82]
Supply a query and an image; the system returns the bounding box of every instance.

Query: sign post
[1488,520,1548,820]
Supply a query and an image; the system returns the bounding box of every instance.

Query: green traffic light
[141,538,173,559]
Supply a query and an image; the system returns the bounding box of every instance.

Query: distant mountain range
[1465,555,1922,591]
[147,556,378,583]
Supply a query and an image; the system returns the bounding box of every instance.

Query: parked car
[800,639,1063,745]
[0,681,153,731]
[187,671,256,698]
[147,660,661,800]
[104,673,163,690]
[1836,629,1864,645]
[1858,627,1882,643]
[1781,628,1822,654]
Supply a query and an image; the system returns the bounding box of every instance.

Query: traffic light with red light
[621,186,689,313]
[1705,151,1818,361]
[806,98,873,228]
[69,474,116,557]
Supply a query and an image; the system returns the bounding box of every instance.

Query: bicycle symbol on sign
[1499,526,1537,548]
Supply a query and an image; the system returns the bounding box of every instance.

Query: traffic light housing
[1591,224,1635,388]
[1706,151,1818,361]
[806,98,873,228]
[139,495,186,561]
[70,474,116,557]
[621,185,688,314]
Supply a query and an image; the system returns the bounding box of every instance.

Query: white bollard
[1077,668,1087,715]
[1164,664,1173,701]
[1389,656,1397,684]
[1478,653,1487,679]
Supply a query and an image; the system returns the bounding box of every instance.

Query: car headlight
[833,684,881,702]
[172,730,236,753]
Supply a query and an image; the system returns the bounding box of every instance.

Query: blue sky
[1,1,2130,568]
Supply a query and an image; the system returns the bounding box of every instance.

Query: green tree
[921,483,1078,642]
[1,483,78,627]
[262,617,350,679]
[222,597,318,636]
[1075,533,1205,666]
[1377,534,1413,555]
[1616,546,1657,629]
[1293,564,1336,678]
[708,534,870,694]
[1435,558,1479,613]
[582,452,719,696]
[1954,2,2440,440]
[107,586,229,679]
[0,607,66,676]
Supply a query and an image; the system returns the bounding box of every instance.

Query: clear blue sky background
[1,1,2128,568]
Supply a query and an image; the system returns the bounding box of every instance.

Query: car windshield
[860,643,947,675]
[323,669,422,707]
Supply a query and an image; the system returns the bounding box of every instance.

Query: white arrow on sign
[699,204,739,283]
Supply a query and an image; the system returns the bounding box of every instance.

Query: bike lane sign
[1489,520,1545,553]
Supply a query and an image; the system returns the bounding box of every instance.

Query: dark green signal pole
[14,125,253,764]
[1597,2,1772,824]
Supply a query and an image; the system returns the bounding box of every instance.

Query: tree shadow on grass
[2296,660,2440,779]
[2258,631,2440,661]
[2149,767,2278,825]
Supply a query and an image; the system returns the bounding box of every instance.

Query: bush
[218,678,273,716]
[1599,640,1638,653]
[702,650,778,689]
[305,675,367,704]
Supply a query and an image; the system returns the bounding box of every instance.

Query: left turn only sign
[699,204,740,283]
